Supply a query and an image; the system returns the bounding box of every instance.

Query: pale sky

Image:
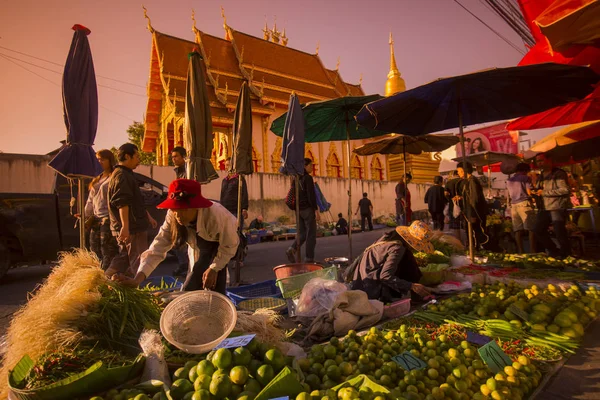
[0,0,544,155]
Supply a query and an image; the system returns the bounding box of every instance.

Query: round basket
[160,291,237,354]
[273,263,323,279]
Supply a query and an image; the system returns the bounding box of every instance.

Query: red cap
[158,179,213,209]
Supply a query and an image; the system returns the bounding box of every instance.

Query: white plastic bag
[452,199,461,218]
[139,330,171,386]
[296,278,348,317]
[443,203,450,217]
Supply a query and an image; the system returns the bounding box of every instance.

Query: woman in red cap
[115,179,239,293]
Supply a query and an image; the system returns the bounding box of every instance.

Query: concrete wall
[136,165,430,223]
[0,154,57,194]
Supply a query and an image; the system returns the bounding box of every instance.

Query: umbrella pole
[457,107,475,261]
[487,164,492,199]
[235,174,243,285]
[346,120,353,262]
[78,177,86,249]
[295,176,302,263]
[403,137,407,226]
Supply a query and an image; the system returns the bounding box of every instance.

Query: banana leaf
[332,374,390,394]
[254,366,304,400]
[8,354,145,400]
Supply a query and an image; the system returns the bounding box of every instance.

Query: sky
[0,0,545,155]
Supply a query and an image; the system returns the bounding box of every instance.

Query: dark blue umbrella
[279,94,305,176]
[280,94,305,262]
[49,24,101,179]
[49,24,101,249]
[355,62,599,260]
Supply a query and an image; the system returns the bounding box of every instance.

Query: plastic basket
[139,276,182,293]
[273,263,323,279]
[276,266,338,299]
[237,297,287,313]
[247,234,261,245]
[226,280,282,306]
[160,291,237,354]
[383,298,411,319]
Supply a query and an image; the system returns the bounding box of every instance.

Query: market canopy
[451,151,522,167]
[353,134,459,156]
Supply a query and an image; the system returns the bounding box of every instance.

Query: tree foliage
[126,121,156,165]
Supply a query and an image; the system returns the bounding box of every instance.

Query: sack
[452,199,461,219]
[285,184,296,210]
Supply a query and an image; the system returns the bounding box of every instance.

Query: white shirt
[84,176,110,218]
[138,202,239,277]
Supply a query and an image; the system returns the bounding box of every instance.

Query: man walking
[457,162,488,250]
[286,158,320,263]
[171,146,187,179]
[171,146,189,277]
[105,143,157,277]
[355,192,374,232]
[507,163,536,253]
[395,173,412,226]
[534,153,571,258]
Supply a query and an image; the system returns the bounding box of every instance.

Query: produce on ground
[87,338,296,400]
[0,250,162,398]
[414,252,450,269]
[478,252,600,271]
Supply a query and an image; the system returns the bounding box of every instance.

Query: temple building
[141,9,439,183]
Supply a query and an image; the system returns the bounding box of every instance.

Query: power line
[0,52,147,97]
[0,45,147,88]
[452,0,526,56]
[0,54,138,122]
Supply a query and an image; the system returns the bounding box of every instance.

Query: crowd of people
[82,143,594,298]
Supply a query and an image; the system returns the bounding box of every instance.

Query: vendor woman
[348,220,432,302]
[116,179,239,294]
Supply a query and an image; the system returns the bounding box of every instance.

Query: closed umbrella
[280,93,305,262]
[231,82,253,284]
[271,95,389,260]
[355,63,599,259]
[184,50,218,184]
[48,24,102,249]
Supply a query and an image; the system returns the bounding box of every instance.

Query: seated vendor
[249,215,266,230]
[348,220,432,303]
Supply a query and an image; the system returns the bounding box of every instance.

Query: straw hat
[396,220,435,254]
[158,179,213,209]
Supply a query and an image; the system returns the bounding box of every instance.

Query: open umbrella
[354,134,460,204]
[231,82,253,284]
[524,120,600,164]
[184,50,218,184]
[356,63,599,260]
[535,0,600,51]
[451,151,522,197]
[271,95,389,260]
[49,24,102,249]
[280,94,305,262]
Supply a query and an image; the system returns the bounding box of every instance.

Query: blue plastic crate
[226,279,283,306]
[247,234,261,245]
[139,276,182,292]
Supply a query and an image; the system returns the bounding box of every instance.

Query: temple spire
[142,5,155,33]
[385,32,406,96]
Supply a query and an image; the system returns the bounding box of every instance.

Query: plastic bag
[450,254,471,267]
[139,329,171,386]
[443,203,450,217]
[296,278,348,317]
[452,199,461,218]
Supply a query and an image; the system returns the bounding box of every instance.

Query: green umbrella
[271,95,389,261]
[184,51,218,184]
[231,81,253,285]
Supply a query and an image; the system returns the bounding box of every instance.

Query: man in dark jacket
[457,162,488,250]
[220,158,248,220]
[334,213,348,235]
[355,192,374,232]
[534,153,571,258]
[171,146,187,179]
[286,158,320,262]
[106,143,157,277]
[425,176,447,230]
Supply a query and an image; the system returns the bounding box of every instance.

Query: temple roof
[143,22,364,151]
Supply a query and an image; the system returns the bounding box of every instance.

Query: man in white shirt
[115,179,239,293]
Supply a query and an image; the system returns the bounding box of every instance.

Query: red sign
[455,122,519,157]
